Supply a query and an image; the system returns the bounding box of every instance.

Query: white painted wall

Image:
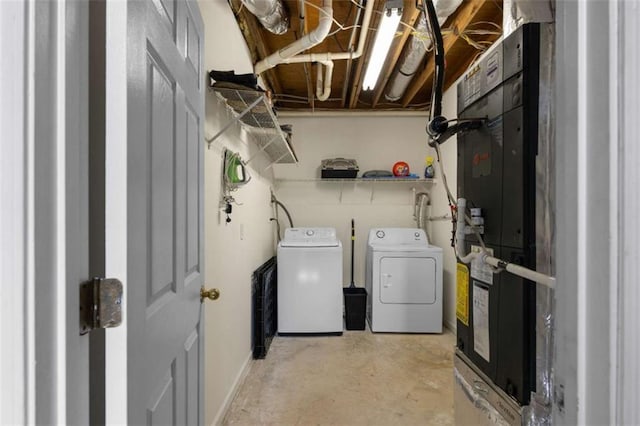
[425,87,458,332]
[199,1,278,424]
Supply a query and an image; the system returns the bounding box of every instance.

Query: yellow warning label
[456,263,470,326]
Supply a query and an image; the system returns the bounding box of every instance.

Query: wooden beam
[371,5,421,107]
[348,0,385,109]
[443,10,502,90]
[230,0,283,95]
[400,0,487,107]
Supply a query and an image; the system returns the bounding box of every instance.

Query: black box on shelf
[321,158,359,179]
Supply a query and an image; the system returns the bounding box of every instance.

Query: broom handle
[351,218,355,286]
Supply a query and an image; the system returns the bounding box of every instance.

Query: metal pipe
[241,0,289,35]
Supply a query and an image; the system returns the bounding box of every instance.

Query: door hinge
[80,277,123,335]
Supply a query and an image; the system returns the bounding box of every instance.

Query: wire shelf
[206,86,297,165]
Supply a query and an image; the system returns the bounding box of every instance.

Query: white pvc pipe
[315,60,334,101]
[254,0,375,101]
[255,0,333,74]
[456,199,476,263]
[455,198,556,289]
[483,255,557,289]
[282,0,374,64]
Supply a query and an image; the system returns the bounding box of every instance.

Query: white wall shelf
[206,86,298,166]
[274,178,435,203]
[275,178,436,183]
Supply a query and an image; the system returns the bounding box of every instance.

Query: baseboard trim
[211,351,253,426]
[444,318,456,335]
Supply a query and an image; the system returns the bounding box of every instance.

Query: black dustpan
[343,218,367,330]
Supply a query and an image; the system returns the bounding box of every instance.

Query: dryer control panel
[368,228,428,246]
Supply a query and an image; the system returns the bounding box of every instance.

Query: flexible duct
[241,0,289,35]
[385,0,463,101]
[414,192,432,242]
[255,0,334,74]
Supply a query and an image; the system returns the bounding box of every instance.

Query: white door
[1,1,92,423]
[124,0,205,423]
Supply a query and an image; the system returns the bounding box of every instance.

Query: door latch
[80,278,123,335]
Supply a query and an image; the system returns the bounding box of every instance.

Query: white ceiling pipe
[270,0,373,101]
[241,0,289,35]
[255,0,333,74]
[385,0,463,101]
[316,60,334,101]
[280,0,374,65]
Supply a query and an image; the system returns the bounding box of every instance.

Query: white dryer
[365,228,443,333]
[277,228,343,334]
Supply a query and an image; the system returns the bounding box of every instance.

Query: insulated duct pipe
[254,0,334,74]
[254,0,375,100]
[456,198,556,289]
[241,0,289,35]
[385,0,463,101]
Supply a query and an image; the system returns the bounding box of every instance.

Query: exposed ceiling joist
[225,0,502,111]
[400,0,488,107]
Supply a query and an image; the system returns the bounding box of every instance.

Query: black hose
[274,200,294,228]
[270,218,282,241]
[423,0,445,121]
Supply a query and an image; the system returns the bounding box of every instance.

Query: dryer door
[379,256,437,304]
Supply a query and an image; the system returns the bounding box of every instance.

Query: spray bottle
[424,156,435,178]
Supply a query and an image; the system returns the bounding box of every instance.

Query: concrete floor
[223,329,456,425]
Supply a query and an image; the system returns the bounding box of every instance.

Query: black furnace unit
[456,23,540,406]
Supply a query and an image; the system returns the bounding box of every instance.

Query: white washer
[365,228,443,333]
[277,227,343,334]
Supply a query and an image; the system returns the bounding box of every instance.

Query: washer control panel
[282,227,339,246]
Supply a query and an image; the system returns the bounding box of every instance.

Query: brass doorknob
[200,287,220,302]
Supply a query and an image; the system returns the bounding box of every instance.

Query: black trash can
[343,287,367,330]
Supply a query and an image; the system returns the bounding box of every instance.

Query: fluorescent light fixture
[362,5,402,91]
